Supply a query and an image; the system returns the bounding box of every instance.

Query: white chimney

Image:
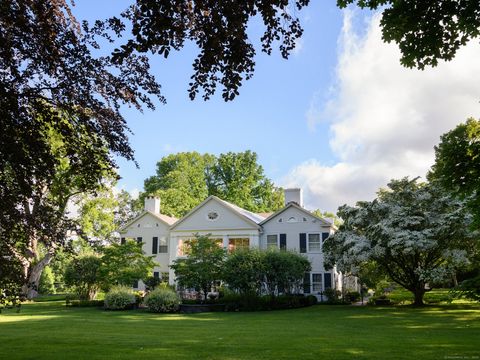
[144,196,160,214]
[284,188,303,207]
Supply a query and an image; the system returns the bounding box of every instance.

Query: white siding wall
[260,206,337,297]
[120,213,171,290]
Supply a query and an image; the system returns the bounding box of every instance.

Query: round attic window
[207,211,219,221]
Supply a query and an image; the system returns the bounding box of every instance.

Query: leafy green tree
[170,234,226,301]
[324,178,477,306]
[312,210,343,227]
[3,122,115,299]
[77,185,118,244]
[64,255,102,301]
[429,118,480,228]
[262,250,311,296]
[141,152,211,217]
[142,151,284,217]
[339,1,480,69]
[209,151,284,212]
[99,240,156,291]
[0,241,24,307]
[115,190,141,229]
[0,0,161,302]
[223,249,265,295]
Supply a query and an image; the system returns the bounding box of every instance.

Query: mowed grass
[0,301,479,360]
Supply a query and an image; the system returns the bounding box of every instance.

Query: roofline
[118,210,176,233]
[259,202,334,228]
[169,195,261,231]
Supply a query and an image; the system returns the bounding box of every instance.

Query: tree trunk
[22,253,54,299]
[412,286,425,306]
[452,273,458,287]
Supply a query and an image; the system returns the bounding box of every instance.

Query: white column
[222,235,229,249]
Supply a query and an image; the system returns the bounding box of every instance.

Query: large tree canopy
[429,118,480,229]
[324,178,477,306]
[1,0,307,300]
[141,151,284,217]
[338,1,480,69]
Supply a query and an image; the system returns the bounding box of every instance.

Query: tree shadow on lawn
[1,302,479,360]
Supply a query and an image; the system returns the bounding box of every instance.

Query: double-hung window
[307,233,321,252]
[266,234,286,250]
[266,234,278,249]
[159,237,168,253]
[312,273,323,293]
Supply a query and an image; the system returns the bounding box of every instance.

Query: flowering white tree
[324,178,478,306]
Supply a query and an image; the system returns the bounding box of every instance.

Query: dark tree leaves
[114,0,309,101]
[338,0,480,69]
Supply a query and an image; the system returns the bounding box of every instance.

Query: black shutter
[120,237,126,245]
[324,273,332,289]
[322,232,330,242]
[280,234,287,251]
[152,237,158,254]
[153,271,160,280]
[132,280,139,288]
[299,233,307,253]
[137,237,142,244]
[303,272,310,293]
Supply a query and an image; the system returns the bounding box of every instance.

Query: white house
[119,188,343,299]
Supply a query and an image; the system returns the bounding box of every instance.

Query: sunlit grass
[0,301,478,359]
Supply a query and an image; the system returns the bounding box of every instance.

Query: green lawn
[1,301,479,360]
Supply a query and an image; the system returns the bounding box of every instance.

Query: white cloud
[283,10,480,212]
[292,36,304,56]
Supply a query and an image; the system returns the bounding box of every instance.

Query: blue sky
[73,2,480,212]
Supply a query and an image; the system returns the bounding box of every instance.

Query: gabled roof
[259,202,335,228]
[216,198,266,224]
[170,195,265,231]
[118,210,178,233]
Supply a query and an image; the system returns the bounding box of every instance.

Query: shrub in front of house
[104,286,136,310]
[144,288,181,313]
[345,291,361,303]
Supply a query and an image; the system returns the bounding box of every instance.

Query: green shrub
[453,276,480,302]
[386,288,412,304]
[104,286,136,310]
[144,288,181,313]
[323,288,341,302]
[221,293,317,311]
[345,291,361,303]
[39,266,56,295]
[305,295,318,306]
